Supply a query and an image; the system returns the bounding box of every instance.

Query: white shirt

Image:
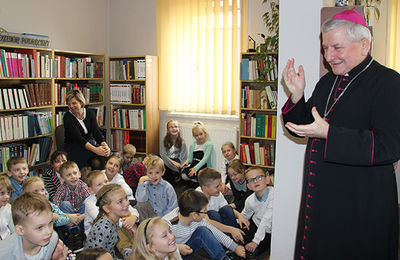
[195,186,228,212]
[218,154,239,183]
[0,204,13,240]
[84,193,139,237]
[102,170,135,200]
[241,186,274,244]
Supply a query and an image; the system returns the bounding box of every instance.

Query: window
[157,0,246,115]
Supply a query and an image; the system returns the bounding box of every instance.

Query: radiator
[179,123,238,172]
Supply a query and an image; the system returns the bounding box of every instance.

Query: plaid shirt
[122,162,146,194]
[53,179,90,212]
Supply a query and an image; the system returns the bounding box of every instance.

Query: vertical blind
[387,0,400,72]
[156,0,247,115]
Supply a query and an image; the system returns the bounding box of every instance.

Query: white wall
[0,0,108,53]
[271,1,323,259]
[108,0,157,56]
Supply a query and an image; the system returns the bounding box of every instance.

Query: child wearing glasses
[241,166,273,258]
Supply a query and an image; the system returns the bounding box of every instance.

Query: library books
[110,59,146,80]
[0,48,52,78]
[110,84,145,104]
[110,130,146,153]
[0,83,53,109]
[241,85,277,109]
[241,113,277,139]
[55,82,103,105]
[54,56,103,78]
[0,137,52,171]
[112,108,145,130]
[240,55,278,81]
[88,106,105,126]
[240,142,275,166]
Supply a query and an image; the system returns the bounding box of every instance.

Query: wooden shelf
[0,105,53,112]
[0,133,53,145]
[240,108,277,113]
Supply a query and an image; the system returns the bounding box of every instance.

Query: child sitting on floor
[0,192,59,258]
[0,176,14,240]
[181,121,213,186]
[163,189,245,260]
[160,120,188,184]
[6,156,29,202]
[86,184,132,258]
[196,168,249,244]
[135,155,177,221]
[241,166,273,258]
[132,217,182,260]
[42,150,68,202]
[121,144,137,172]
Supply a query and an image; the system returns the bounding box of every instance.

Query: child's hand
[122,215,138,229]
[220,183,230,194]
[51,239,68,260]
[171,160,181,168]
[66,213,81,225]
[177,244,193,256]
[229,203,236,209]
[237,214,250,230]
[245,241,258,253]
[182,162,188,167]
[53,213,60,221]
[139,175,151,184]
[188,168,197,177]
[229,226,245,243]
[234,245,246,258]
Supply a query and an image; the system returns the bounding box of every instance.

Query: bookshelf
[239,52,278,172]
[0,44,54,173]
[108,56,159,157]
[53,50,105,129]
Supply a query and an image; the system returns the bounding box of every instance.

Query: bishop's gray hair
[322,19,371,42]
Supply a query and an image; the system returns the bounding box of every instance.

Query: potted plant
[256,0,279,81]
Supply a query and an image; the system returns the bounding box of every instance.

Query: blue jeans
[207,205,239,228]
[184,226,228,260]
[59,201,85,233]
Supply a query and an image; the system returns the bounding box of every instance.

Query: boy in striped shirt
[163,189,245,260]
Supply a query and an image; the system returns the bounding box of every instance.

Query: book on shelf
[110,130,146,153]
[110,84,145,104]
[55,82,103,105]
[241,85,277,110]
[241,113,277,139]
[240,55,278,81]
[54,56,103,78]
[110,59,146,80]
[240,142,275,167]
[112,108,145,130]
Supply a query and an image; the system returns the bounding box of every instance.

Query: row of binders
[0,112,52,142]
[241,85,277,110]
[54,56,103,79]
[240,142,275,166]
[55,83,104,105]
[0,48,53,78]
[112,108,145,130]
[110,59,146,80]
[0,83,51,110]
[110,84,145,104]
[240,55,278,81]
[0,137,53,172]
[241,113,277,139]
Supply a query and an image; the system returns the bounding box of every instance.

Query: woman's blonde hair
[131,217,179,260]
[192,121,208,138]
[66,89,86,107]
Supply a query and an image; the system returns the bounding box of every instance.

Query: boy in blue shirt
[6,156,29,202]
[135,155,177,221]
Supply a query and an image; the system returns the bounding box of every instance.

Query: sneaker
[65,233,84,253]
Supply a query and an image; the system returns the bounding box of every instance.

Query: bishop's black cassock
[283,56,400,260]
